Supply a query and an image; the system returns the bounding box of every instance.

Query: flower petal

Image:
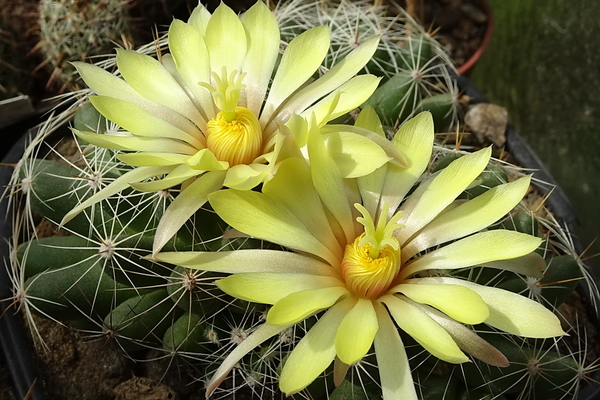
[73,129,197,155]
[217,273,344,305]
[392,281,489,325]
[130,164,202,192]
[206,323,288,397]
[335,298,378,365]
[399,230,542,280]
[116,152,190,167]
[307,118,356,245]
[261,26,330,124]
[480,252,546,278]
[204,2,247,75]
[116,49,205,128]
[240,1,280,115]
[299,75,381,126]
[354,106,385,137]
[420,306,509,367]
[222,163,267,191]
[73,62,199,134]
[152,170,226,254]
[208,189,340,266]
[154,249,337,277]
[280,35,380,122]
[373,303,418,400]
[267,286,349,326]
[279,297,356,395]
[185,149,228,171]
[397,146,492,244]
[322,130,391,179]
[188,3,211,35]
[403,176,532,261]
[381,295,469,364]
[263,157,342,258]
[168,19,215,117]
[89,95,204,148]
[380,111,434,219]
[61,166,174,225]
[415,277,565,338]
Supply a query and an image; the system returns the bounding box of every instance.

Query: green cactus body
[38,0,133,90]
[104,288,182,351]
[162,312,208,354]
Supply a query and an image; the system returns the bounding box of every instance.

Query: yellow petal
[322,130,391,178]
[89,95,204,148]
[306,118,356,245]
[279,297,356,395]
[61,166,174,225]
[130,164,202,192]
[73,62,200,135]
[154,249,337,277]
[392,281,489,324]
[117,152,190,167]
[382,295,469,364]
[373,303,418,400]
[397,146,492,243]
[74,129,197,155]
[168,19,215,117]
[399,230,542,280]
[208,189,340,266]
[299,75,381,126]
[187,4,211,35]
[116,49,205,128]
[240,1,280,115]
[420,277,565,338]
[335,298,378,364]
[185,149,228,171]
[217,273,344,305]
[152,170,226,254]
[355,105,385,136]
[261,26,330,124]
[379,111,435,219]
[204,2,247,74]
[263,157,342,259]
[223,163,268,191]
[403,175,532,261]
[267,286,349,326]
[280,35,380,123]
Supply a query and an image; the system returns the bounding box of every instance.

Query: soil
[397,0,491,72]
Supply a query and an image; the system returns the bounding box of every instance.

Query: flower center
[340,203,404,299]
[201,68,263,166]
[206,107,262,166]
[341,233,400,299]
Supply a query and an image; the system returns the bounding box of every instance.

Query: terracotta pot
[457,0,494,76]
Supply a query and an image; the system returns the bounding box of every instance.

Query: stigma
[340,203,404,299]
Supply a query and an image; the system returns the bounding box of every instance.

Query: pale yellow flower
[156,112,564,399]
[62,1,389,254]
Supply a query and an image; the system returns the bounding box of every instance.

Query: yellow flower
[62,1,388,254]
[156,112,564,399]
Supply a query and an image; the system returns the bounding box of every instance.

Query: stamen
[206,107,263,166]
[341,233,400,299]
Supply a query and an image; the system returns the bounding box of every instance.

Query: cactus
[3,2,599,400]
[37,0,134,91]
